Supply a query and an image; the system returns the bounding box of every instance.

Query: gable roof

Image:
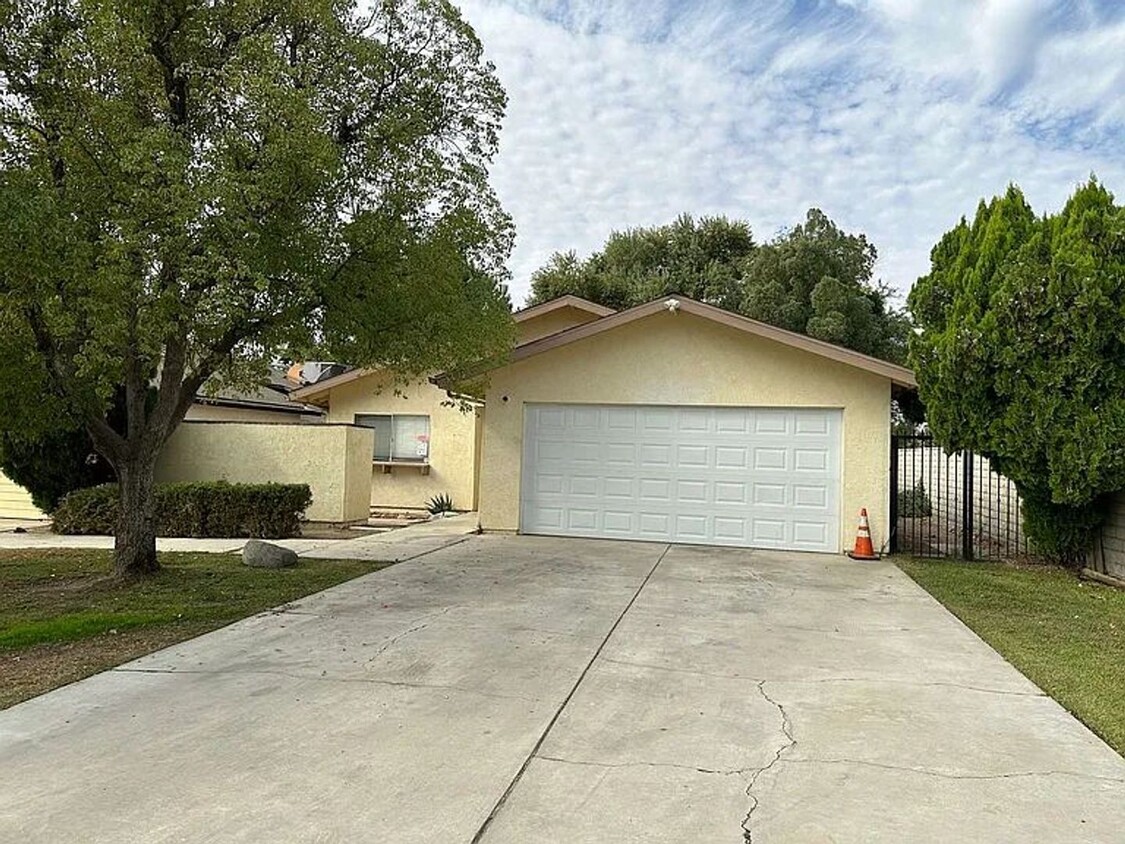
[513,294,616,322]
[289,366,372,403]
[439,296,917,389]
[291,297,618,404]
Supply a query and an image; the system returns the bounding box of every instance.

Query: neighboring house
[0,472,45,520]
[440,295,916,554]
[289,296,613,513]
[188,366,326,425]
[188,385,325,424]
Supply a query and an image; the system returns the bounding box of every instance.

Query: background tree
[529,215,755,312]
[0,0,515,576]
[908,179,1125,561]
[527,209,910,363]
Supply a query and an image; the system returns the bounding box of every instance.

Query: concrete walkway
[0,537,1122,842]
[0,511,478,558]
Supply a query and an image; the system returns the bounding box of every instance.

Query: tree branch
[24,304,126,464]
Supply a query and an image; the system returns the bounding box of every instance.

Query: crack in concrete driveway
[1,536,1123,843]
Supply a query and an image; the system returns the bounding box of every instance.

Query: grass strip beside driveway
[898,557,1125,756]
[0,549,389,710]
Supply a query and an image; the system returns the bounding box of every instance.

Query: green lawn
[0,549,389,709]
[897,558,1125,756]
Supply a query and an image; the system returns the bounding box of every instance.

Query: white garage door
[521,404,842,552]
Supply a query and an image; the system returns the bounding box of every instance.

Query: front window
[355,414,430,462]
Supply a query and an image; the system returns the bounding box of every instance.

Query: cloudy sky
[454,0,1125,306]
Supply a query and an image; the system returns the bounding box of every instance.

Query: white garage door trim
[520,404,842,552]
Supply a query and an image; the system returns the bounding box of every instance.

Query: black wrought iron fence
[890,434,1030,560]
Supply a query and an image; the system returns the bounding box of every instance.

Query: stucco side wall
[478,311,892,551]
[0,471,46,519]
[517,306,603,344]
[156,422,373,523]
[324,373,479,511]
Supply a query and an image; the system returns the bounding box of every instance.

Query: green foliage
[898,480,933,518]
[0,388,137,512]
[0,426,114,513]
[529,215,756,312]
[528,209,910,363]
[53,482,312,538]
[426,492,455,515]
[0,0,515,572]
[908,178,1125,562]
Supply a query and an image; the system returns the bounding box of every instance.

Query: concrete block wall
[1089,493,1125,581]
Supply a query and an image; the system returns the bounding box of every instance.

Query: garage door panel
[714,446,749,469]
[793,521,829,547]
[754,412,789,435]
[639,444,671,466]
[753,447,788,471]
[794,411,830,435]
[639,478,671,501]
[714,481,748,505]
[521,405,841,552]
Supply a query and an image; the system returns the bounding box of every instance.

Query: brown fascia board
[513,294,616,322]
[304,298,617,400]
[289,367,375,403]
[193,395,324,415]
[440,296,917,389]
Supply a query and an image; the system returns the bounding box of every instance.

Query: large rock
[242,539,299,569]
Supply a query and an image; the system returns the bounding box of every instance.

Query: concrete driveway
[1,537,1122,842]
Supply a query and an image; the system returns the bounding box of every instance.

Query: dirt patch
[0,622,217,710]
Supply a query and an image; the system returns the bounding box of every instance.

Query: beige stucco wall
[323,373,480,512]
[155,422,374,523]
[0,471,46,519]
[478,310,893,552]
[517,306,604,344]
[186,403,320,425]
[1088,493,1125,581]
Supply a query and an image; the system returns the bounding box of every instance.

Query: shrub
[0,428,115,514]
[426,492,455,515]
[1020,492,1105,567]
[53,482,312,538]
[52,484,118,535]
[899,480,933,518]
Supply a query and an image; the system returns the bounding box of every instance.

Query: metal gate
[890,434,1030,560]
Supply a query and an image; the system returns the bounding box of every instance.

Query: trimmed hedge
[53,482,313,539]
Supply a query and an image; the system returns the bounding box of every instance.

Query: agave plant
[426,493,455,516]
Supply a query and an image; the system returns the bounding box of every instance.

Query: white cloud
[457,0,1125,305]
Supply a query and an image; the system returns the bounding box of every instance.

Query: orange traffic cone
[847,508,879,560]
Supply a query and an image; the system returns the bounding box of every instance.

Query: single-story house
[8,294,917,556]
[440,295,916,554]
[287,295,616,513]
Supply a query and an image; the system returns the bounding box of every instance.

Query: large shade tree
[0,0,515,576]
[908,179,1125,561]
[528,209,910,364]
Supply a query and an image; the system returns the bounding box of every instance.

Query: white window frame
[354,414,431,464]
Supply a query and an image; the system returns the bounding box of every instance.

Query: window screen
[354,414,430,462]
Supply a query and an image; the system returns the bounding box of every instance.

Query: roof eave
[513,295,616,323]
[444,296,917,389]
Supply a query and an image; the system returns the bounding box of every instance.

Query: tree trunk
[114,456,160,578]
